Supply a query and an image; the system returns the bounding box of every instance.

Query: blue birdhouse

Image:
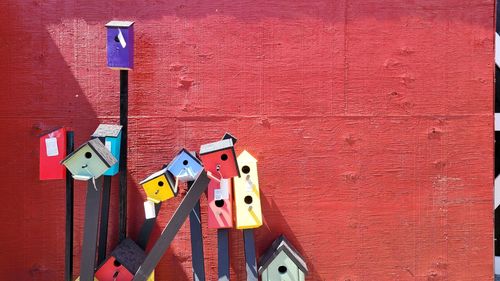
[91,124,122,176]
[166,148,204,182]
[106,20,134,70]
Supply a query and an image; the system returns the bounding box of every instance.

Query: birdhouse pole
[64,130,74,281]
[137,202,162,250]
[119,69,128,242]
[80,177,104,281]
[97,175,112,265]
[189,181,206,281]
[243,229,258,281]
[218,229,230,281]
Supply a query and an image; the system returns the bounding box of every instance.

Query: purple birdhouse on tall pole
[106,21,134,70]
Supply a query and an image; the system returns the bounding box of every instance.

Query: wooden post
[64,131,74,281]
[97,176,111,266]
[137,202,162,250]
[243,229,258,281]
[189,179,206,281]
[218,229,230,281]
[80,177,104,281]
[119,69,128,242]
[132,171,210,281]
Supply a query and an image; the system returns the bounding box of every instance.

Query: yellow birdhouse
[233,150,263,229]
[140,167,177,203]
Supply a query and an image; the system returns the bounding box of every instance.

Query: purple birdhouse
[106,21,134,70]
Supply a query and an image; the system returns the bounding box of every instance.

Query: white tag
[105,140,112,152]
[144,201,156,219]
[214,189,223,200]
[219,179,230,199]
[45,137,59,157]
[117,29,127,48]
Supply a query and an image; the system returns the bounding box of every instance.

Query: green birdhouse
[258,235,308,281]
[61,138,117,181]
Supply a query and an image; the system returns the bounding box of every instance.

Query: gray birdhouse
[61,138,117,181]
[258,235,308,281]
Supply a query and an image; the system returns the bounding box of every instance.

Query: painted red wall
[0,0,494,280]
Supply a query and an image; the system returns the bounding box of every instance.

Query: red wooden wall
[0,0,494,280]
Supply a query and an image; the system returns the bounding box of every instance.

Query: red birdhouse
[39,127,67,180]
[207,178,233,229]
[199,138,239,178]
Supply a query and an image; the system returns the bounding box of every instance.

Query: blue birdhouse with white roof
[166,148,204,182]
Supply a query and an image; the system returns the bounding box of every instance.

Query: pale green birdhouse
[258,235,308,281]
[61,138,117,181]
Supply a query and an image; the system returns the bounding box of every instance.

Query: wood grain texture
[0,0,493,280]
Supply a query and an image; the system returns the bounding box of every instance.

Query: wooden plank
[64,131,74,281]
[243,229,258,281]
[189,197,206,281]
[97,176,111,266]
[132,171,209,281]
[80,177,104,281]
[217,229,230,281]
[119,69,128,242]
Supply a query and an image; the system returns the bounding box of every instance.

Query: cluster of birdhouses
[39,20,311,281]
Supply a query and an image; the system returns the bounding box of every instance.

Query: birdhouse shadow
[257,189,323,281]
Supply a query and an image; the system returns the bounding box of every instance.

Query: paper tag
[218,179,230,199]
[144,201,156,219]
[105,140,112,152]
[214,189,223,201]
[117,29,127,48]
[45,137,59,157]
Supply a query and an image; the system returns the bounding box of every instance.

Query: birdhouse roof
[238,150,257,163]
[38,127,65,137]
[91,124,122,138]
[222,132,237,145]
[105,20,134,28]
[61,138,117,167]
[140,167,169,185]
[172,148,202,165]
[110,238,145,274]
[199,138,234,155]
[258,235,308,275]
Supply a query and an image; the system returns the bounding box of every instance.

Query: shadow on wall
[257,189,323,280]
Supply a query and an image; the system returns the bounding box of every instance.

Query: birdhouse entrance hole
[183,160,188,165]
[278,265,287,274]
[113,260,121,267]
[221,154,228,161]
[85,152,92,159]
[215,199,225,207]
[244,196,253,204]
[114,35,120,42]
[158,181,164,187]
[242,165,250,174]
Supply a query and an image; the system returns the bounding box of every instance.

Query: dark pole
[217,229,230,281]
[80,177,104,281]
[64,131,74,281]
[119,70,128,242]
[97,176,112,266]
[189,180,206,281]
[243,229,258,281]
[137,202,162,250]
